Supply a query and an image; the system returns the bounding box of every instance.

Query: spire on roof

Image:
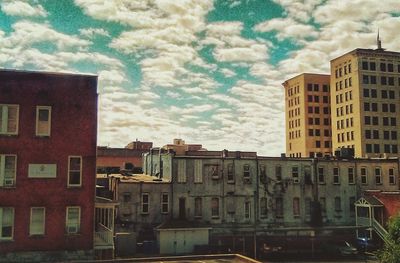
[377,29,383,50]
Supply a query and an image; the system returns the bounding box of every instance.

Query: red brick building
[0,70,98,261]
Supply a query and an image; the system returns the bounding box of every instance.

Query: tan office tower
[330,38,400,157]
[283,73,331,158]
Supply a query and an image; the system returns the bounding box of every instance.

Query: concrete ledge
[73,253,261,263]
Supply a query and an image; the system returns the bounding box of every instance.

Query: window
[275,198,283,218]
[177,160,186,183]
[141,193,149,214]
[362,61,368,70]
[0,207,14,239]
[320,197,326,215]
[30,207,45,235]
[323,85,329,92]
[206,164,219,180]
[211,198,219,218]
[275,166,282,181]
[66,207,80,234]
[375,167,382,185]
[260,197,268,218]
[244,201,251,220]
[293,197,300,217]
[259,165,267,183]
[348,167,355,184]
[389,168,395,185]
[36,106,51,136]
[161,193,169,214]
[371,89,377,98]
[292,166,299,183]
[370,62,376,70]
[194,197,202,218]
[363,89,369,97]
[361,167,368,184]
[194,160,202,183]
[123,192,131,202]
[68,156,82,187]
[0,155,16,187]
[0,104,19,135]
[333,167,340,184]
[389,168,396,185]
[227,163,234,182]
[318,167,325,184]
[380,63,386,72]
[315,106,320,114]
[305,198,312,216]
[243,164,250,179]
[334,197,341,212]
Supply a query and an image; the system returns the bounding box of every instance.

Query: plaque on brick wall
[28,164,57,178]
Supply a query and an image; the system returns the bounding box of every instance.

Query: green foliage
[378,215,400,263]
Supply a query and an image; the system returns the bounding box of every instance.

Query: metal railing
[372,218,388,241]
[94,223,113,247]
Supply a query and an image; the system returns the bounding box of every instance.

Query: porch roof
[355,196,383,207]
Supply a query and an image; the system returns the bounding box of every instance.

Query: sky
[0,0,399,156]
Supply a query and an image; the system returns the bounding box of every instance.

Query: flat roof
[0,68,97,78]
[282,72,330,86]
[331,48,400,62]
[100,173,169,183]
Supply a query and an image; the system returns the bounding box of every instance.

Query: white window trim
[67,156,82,187]
[0,154,17,187]
[141,193,149,214]
[244,201,251,220]
[0,207,14,240]
[194,160,202,183]
[161,193,169,214]
[0,104,19,135]
[361,167,368,185]
[243,164,251,179]
[35,106,52,137]
[30,207,45,236]
[348,167,355,184]
[333,167,340,184]
[292,166,299,183]
[389,168,396,185]
[375,167,382,185]
[177,160,186,183]
[66,206,80,234]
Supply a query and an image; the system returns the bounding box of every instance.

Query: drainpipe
[254,156,259,259]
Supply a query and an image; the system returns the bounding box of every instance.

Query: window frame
[361,167,368,185]
[260,197,268,218]
[35,106,52,137]
[65,206,80,234]
[30,207,45,236]
[333,167,340,184]
[375,167,382,185]
[293,197,300,217]
[0,207,14,240]
[161,193,169,214]
[67,156,82,187]
[211,197,219,218]
[0,154,17,187]
[244,201,251,220]
[389,168,396,185]
[141,193,150,214]
[0,104,19,135]
[194,197,202,218]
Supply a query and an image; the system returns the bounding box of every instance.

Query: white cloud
[79,28,110,38]
[254,17,319,41]
[1,1,47,17]
[204,22,270,63]
[1,21,90,50]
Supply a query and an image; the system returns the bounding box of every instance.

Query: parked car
[321,240,358,256]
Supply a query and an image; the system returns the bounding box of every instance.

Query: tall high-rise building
[330,39,400,157]
[283,73,331,157]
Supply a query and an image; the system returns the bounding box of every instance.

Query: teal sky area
[0,0,399,155]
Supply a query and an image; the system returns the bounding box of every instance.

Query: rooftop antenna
[377,29,383,50]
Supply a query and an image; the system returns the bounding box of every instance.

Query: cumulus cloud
[1,1,47,17]
[254,17,319,42]
[79,28,110,38]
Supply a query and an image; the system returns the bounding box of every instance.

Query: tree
[378,215,400,263]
